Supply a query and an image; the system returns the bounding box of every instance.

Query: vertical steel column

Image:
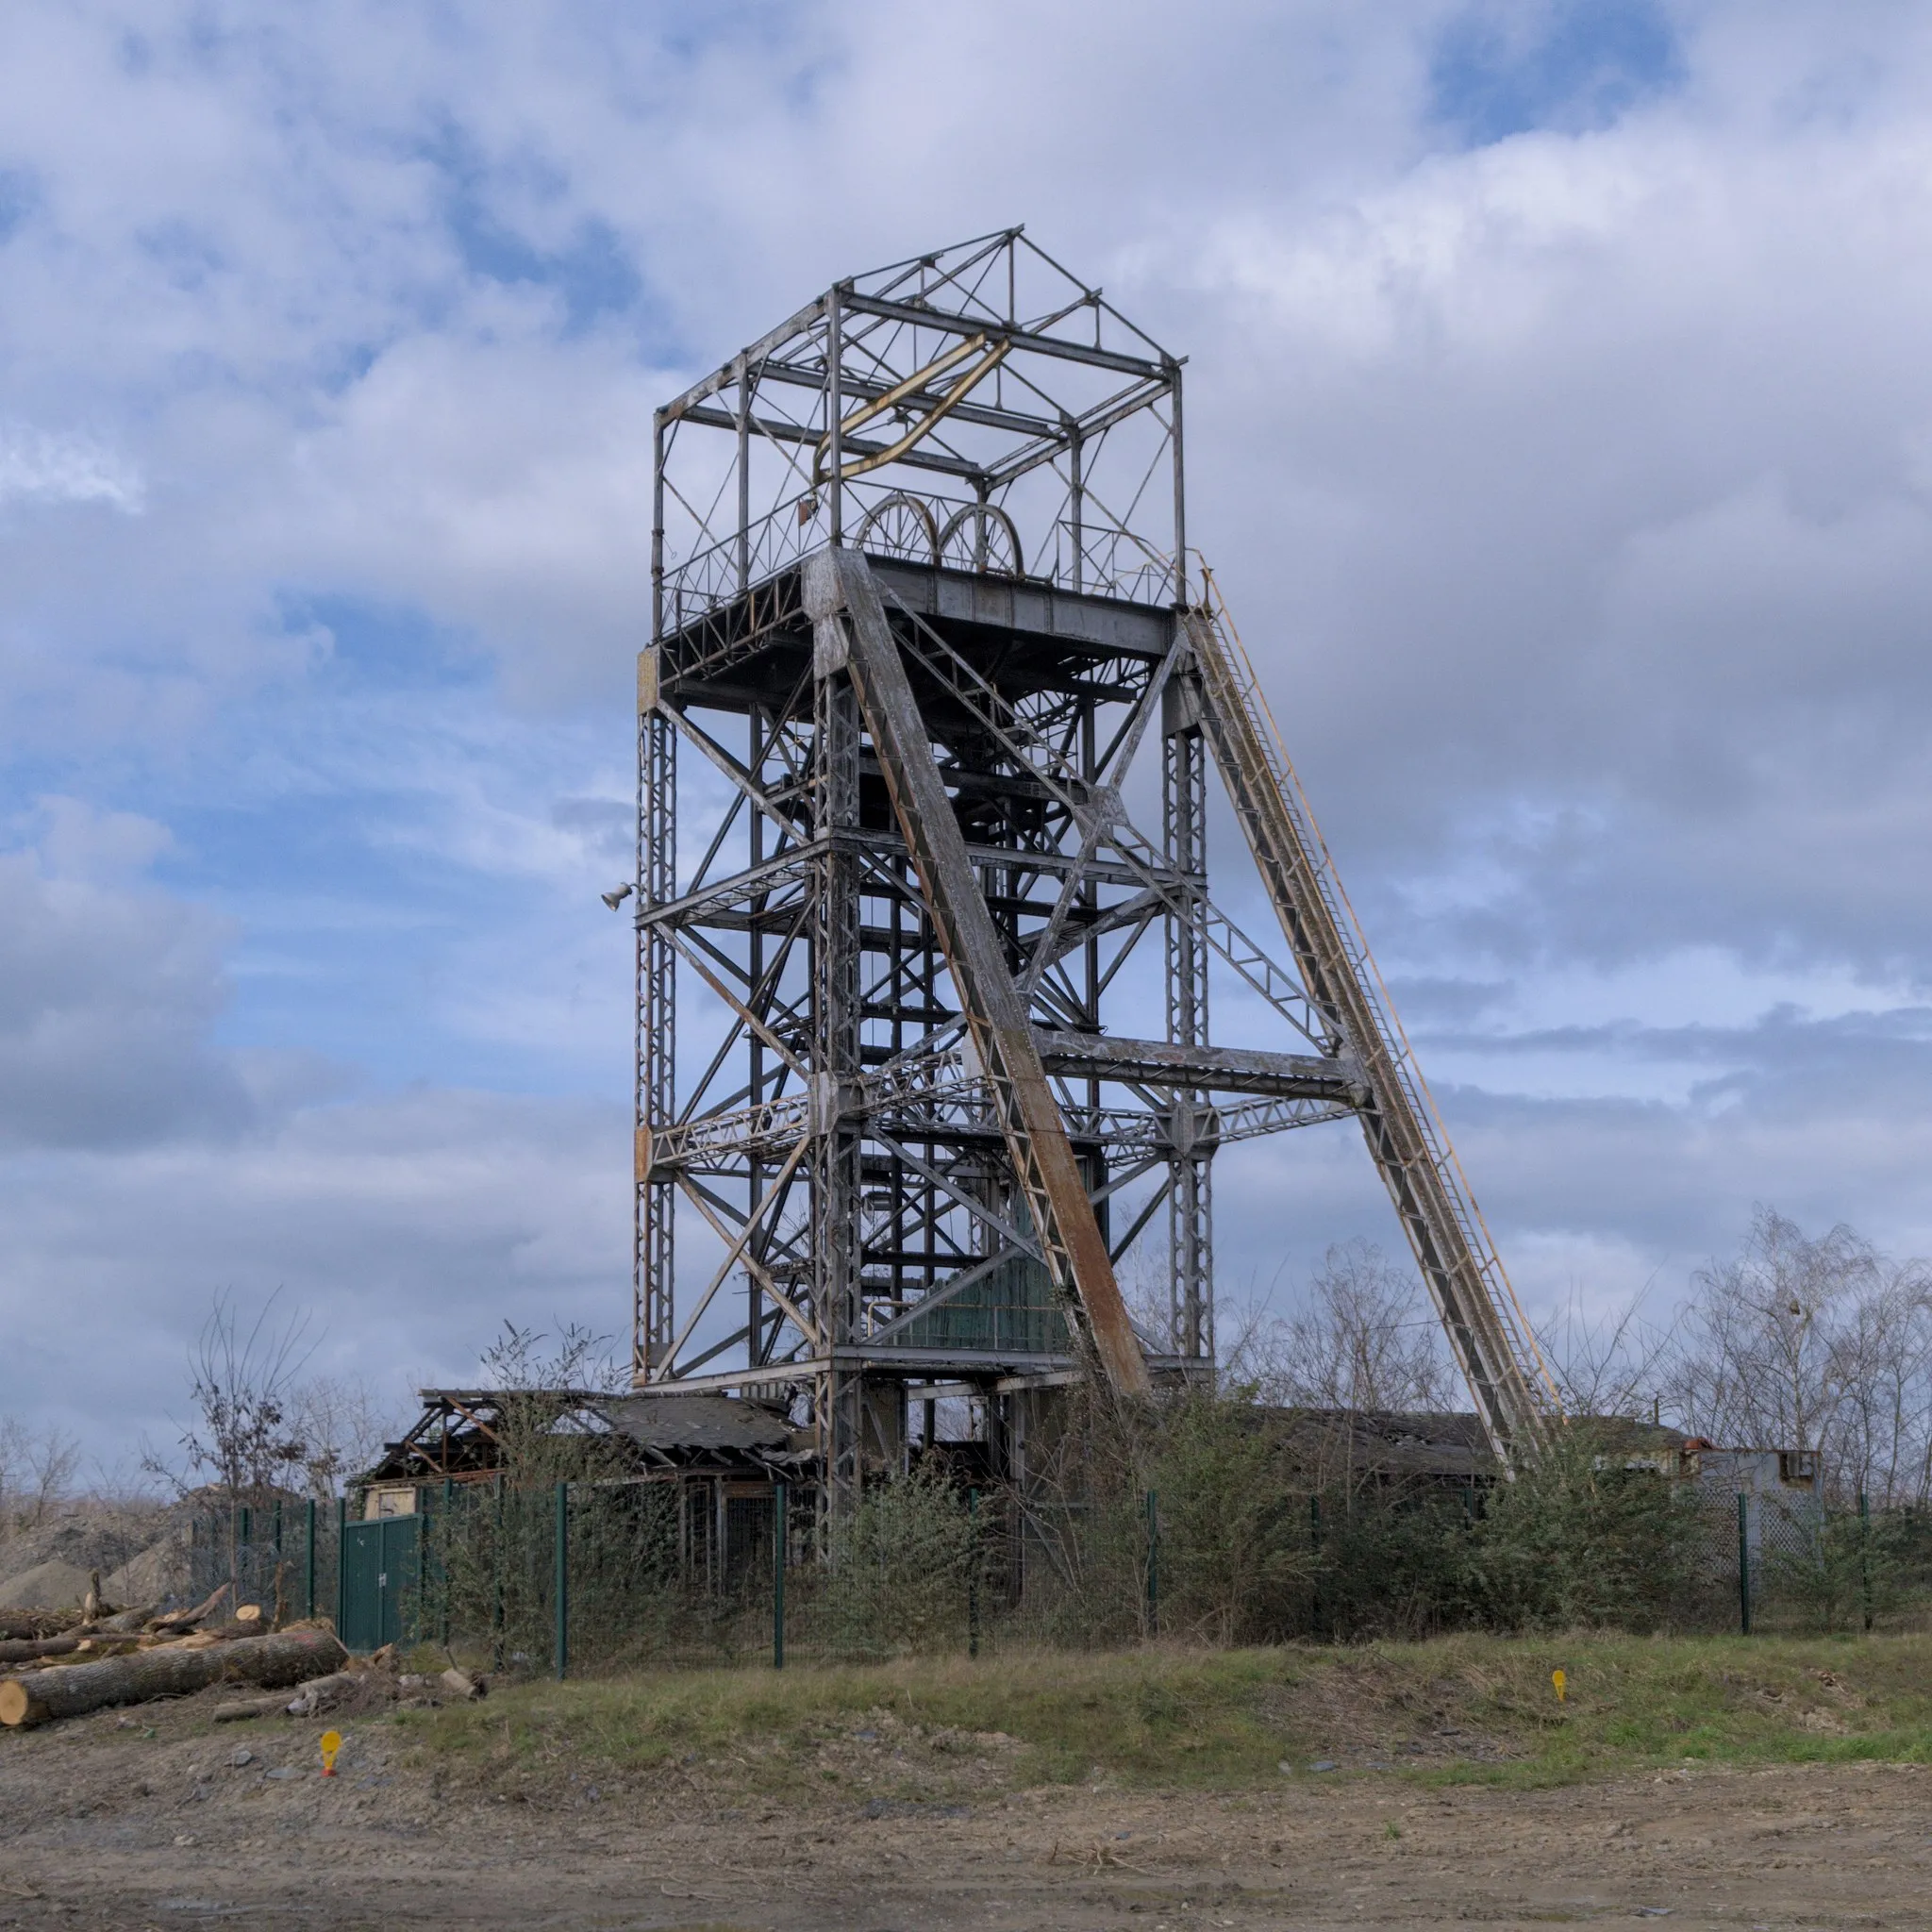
[826,284,843,547]
[746,702,768,1365]
[1069,426,1084,594]
[735,349,751,595]
[1163,654,1212,1358]
[650,412,664,650]
[816,285,855,1500]
[634,653,677,1382]
[812,605,865,1517]
[1167,361,1186,606]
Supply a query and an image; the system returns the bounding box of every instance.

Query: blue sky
[6,0,1932,1462]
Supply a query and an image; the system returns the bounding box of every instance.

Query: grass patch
[390,1631,1932,1805]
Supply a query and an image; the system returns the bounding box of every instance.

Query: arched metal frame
[937,501,1024,577]
[854,491,940,566]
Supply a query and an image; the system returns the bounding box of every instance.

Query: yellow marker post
[320,1729,342,1777]
[1552,1669,1567,1704]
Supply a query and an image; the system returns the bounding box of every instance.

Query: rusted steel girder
[1030,1026,1359,1103]
[803,546,1153,1400]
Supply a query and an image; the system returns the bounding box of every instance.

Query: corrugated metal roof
[594,1393,792,1453]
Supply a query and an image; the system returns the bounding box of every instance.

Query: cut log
[0,1635,83,1665]
[10,1638,142,1671]
[440,1666,487,1701]
[284,1669,393,1717]
[0,1611,81,1641]
[233,1604,264,1624]
[95,1605,158,1635]
[211,1696,285,1723]
[0,1632,146,1664]
[0,1626,347,1728]
[11,1640,145,1670]
[149,1582,230,1633]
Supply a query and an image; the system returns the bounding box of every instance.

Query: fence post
[1309,1492,1323,1640]
[1859,1491,1873,1633]
[1145,1490,1159,1637]
[554,1481,570,1681]
[967,1487,980,1659]
[334,1495,347,1639]
[773,1480,787,1671]
[413,1486,429,1645]
[1737,1492,1751,1635]
[441,1479,455,1646]
[305,1497,317,1621]
[491,1474,506,1672]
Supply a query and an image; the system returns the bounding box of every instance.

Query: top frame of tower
[652,226,1186,640]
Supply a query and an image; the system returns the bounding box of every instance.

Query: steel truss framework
[636,231,1557,1507]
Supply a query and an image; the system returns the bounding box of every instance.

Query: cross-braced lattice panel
[656,230,1184,632]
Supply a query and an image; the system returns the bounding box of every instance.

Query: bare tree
[0,1419,81,1536]
[1250,1240,1457,1413]
[1665,1207,1932,1505]
[480,1320,625,1395]
[1818,1257,1932,1507]
[1536,1280,1678,1420]
[146,1291,312,1501]
[142,1292,321,1596]
[1668,1208,1873,1452]
[288,1375,399,1503]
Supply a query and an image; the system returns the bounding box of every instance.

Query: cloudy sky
[4,0,1930,1462]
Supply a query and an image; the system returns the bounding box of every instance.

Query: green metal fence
[190,1495,340,1622]
[190,1481,1932,1672]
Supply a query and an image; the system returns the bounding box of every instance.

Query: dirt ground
[3,1693,1928,1930]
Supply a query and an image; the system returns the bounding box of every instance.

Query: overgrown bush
[1141,1396,1314,1644]
[1459,1423,1700,1631]
[1302,1481,1473,1640]
[808,1460,979,1657]
[1017,1405,1706,1643]
[1757,1501,1932,1633]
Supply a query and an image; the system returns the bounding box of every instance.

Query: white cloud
[2,0,1932,1438]
[0,424,142,511]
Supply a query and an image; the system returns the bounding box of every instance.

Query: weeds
[390,1631,1932,1804]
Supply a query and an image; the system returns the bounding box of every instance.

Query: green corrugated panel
[892,1256,1069,1354]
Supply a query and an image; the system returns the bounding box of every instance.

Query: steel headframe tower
[636,228,1557,1506]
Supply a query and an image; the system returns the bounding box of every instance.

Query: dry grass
[387,1630,1932,1805]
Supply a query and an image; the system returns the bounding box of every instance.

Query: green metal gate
[338,1515,420,1653]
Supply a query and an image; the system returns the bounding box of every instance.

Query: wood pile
[0,1582,350,1729]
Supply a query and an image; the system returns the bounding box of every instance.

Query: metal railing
[1186,567,1560,1455]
